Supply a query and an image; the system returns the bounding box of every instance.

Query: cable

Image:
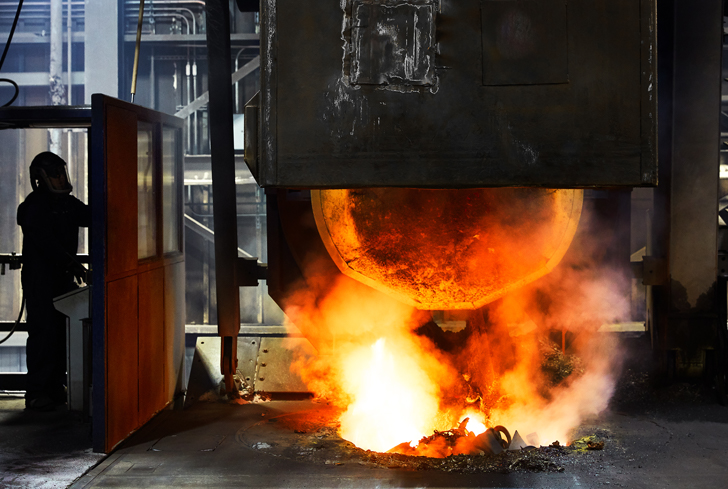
[0,78,19,107]
[0,295,25,345]
[0,0,24,107]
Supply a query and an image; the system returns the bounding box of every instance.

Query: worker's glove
[69,261,88,285]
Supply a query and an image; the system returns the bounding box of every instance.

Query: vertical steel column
[49,0,65,155]
[66,0,73,179]
[84,0,119,102]
[205,0,241,392]
[652,0,723,376]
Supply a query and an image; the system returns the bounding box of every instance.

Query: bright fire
[459,410,487,436]
[286,196,628,456]
[338,338,440,452]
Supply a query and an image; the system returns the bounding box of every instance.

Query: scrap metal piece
[508,430,529,451]
[474,428,504,455]
[587,440,605,450]
[493,425,511,448]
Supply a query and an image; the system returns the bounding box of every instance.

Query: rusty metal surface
[252,0,657,188]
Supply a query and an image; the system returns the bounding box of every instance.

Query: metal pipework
[124,0,205,8]
[185,61,191,153]
[123,8,195,34]
[192,60,198,154]
[234,47,256,113]
[130,0,145,103]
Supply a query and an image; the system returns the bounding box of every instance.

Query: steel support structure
[84,0,120,102]
[205,0,242,393]
[650,0,723,379]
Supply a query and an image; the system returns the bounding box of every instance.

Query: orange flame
[287,196,628,455]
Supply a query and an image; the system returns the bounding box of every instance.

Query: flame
[339,338,440,452]
[459,411,487,435]
[286,193,628,456]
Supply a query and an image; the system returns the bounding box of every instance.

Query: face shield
[38,164,73,195]
[29,152,74,195]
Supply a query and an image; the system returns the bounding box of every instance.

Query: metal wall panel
[165,261,187,400]
[252,0,657,188]
[105,105,138,277]
[106,275,139,452]
[138,268,166,422]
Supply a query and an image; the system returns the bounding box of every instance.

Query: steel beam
[205,0,241,392]
[651,0,723,377]
[175,56,260,119]
[122,33,259,43]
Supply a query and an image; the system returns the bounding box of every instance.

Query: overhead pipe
[124,0,205,8]
[123,7,196,35]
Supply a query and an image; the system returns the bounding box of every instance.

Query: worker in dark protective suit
[17,152,90,411]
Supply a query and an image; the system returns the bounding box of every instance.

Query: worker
[17,152,90,411]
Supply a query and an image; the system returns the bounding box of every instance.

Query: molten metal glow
[287,189,627,457]
[311,188,583,310]
[339,338,439,452]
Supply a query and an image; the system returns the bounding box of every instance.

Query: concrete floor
[0,394,104,489]
[2,333,728,488]
[68,396,728,489]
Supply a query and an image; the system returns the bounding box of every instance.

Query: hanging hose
[0,295,25,345]
[0,0,24,108]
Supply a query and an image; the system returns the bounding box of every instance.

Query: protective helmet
[29,151,73,195]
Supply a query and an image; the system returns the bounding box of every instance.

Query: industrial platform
[2,334,728,488]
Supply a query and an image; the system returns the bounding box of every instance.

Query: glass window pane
[138,123,156,259]
[162,127,180,253]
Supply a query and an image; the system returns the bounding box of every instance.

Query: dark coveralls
[17,190,90,402]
